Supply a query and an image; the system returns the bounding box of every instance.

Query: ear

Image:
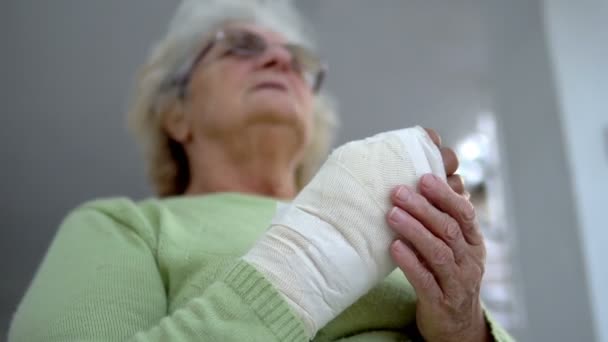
[163,101,191,144]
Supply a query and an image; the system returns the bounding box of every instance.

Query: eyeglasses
[168,29,326,98]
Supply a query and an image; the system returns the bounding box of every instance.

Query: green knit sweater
[9,193,513,341]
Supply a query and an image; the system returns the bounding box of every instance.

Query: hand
[387,174,489,341]
[423,128,466,196]
[246,127,457,337]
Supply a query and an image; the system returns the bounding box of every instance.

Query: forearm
[128,261,307,342]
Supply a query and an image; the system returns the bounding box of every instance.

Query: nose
[256,44,295,73]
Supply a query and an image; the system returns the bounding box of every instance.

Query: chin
[242,91,313,142]
[248,96,304,124]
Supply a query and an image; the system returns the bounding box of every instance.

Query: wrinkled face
[169,22,317,158]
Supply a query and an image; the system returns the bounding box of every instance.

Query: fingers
[440,147,459,175]
[388,207,459,292]
[390,239,442,301]
[391,186,469,262]
[447,174,465,195]
[422,128,459,176]
[424,128,442,147]
[418,174,484,246]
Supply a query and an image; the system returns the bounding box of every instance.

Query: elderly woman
[9,1,512,341]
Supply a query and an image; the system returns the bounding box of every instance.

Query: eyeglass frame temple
[168,31,326,98]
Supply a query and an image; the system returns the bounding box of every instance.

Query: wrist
[460,304,491,342]
[428,304,490,342]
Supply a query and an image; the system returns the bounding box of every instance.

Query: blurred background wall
[1,0,606,341]
[544,0,608,340]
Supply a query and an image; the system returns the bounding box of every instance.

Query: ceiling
[300,0,490,146]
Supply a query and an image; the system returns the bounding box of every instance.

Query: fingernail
[422,174,436,188]
[389,207,408,224]
[396,186,411,202]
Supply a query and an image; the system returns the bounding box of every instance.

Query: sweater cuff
[222,260,309,342]
[483,306,515,342]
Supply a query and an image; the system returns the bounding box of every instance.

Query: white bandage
[243,126,446,336]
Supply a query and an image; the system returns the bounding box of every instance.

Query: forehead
[220,21,289,44]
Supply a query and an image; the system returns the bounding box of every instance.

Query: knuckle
[472,262,485,279]
[442,216,462,242]
[469,262,485,282]
[459,201,477,226]
[462,259,485,294]
[432,245,454,265]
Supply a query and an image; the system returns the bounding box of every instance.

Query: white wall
[485,0,596,340]
[544,1,608,341]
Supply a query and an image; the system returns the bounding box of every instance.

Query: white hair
[128,0,338,196]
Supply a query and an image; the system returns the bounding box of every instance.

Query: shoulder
[62,193,278,250]
[76,197,152,227]
[61,197,163,251]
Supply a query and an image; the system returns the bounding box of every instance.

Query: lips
[253,80,289,92]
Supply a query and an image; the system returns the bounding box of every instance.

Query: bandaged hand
[243,126,446,337]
